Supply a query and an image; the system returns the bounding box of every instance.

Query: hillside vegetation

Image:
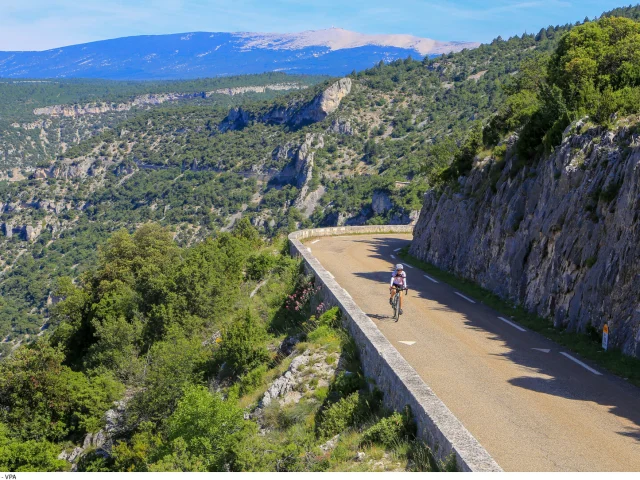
[3,5,640,350]
[1,222,452,472]
[3,2,640,472]
[412,15,640,360]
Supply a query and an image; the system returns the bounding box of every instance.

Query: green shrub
[361,411,414,447]
[329,372,363,399]
[492,144,507,160]
[549,17,640,112]
[232,217,262,248]
[218,310,270,375]
[0,423,69,472]
[237,364,268,396]
[246,251,277,281]
[307,325,335,343]
[317,392,363,438]
[164,385,250,470]
[314,387,329,402]
[0,341,124,442]
[361,413,406,447]
[318,307,341,328]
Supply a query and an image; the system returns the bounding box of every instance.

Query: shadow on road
[344,234,640,444]
[366,312,396,322]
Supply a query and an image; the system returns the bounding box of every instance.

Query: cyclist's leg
[399,289,403,310]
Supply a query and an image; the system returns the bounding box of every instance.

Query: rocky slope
[410,121,640,357]
[0,35,550,345]
[32,84,308,118]
[219,78,352,130]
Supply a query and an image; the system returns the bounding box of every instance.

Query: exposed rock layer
[33,84,307,118]
[219,78,352,131]
[410,125,640,357]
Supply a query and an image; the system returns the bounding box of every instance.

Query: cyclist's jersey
[390,269,407,288]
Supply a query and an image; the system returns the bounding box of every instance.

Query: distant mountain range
[0,28,479,80]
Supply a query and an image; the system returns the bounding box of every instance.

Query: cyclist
[389,263,407,315]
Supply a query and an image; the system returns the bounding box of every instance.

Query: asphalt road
[308,233,640,472]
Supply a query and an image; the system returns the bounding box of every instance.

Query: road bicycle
[391,285,408,322]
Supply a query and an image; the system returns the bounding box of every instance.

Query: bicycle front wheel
[394,292,400,322]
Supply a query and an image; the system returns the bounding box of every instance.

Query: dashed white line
[532,348,550,353]
[404,264,413,269]
[307,247,312,252]
[498,316,526,332]
[390,255,396,259]
[454,292,476,304]
[560,352,602,375]
[394,248,402,252]
[424,274,439,283]
[310,239,320,244]
[398,341,416,346]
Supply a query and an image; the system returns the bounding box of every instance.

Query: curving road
[308,233,640,472]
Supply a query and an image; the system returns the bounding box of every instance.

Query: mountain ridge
[0,29,479,80]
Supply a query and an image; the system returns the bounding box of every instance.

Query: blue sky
[0,0,631,51]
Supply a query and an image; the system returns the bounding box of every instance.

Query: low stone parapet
[288,225,501,472]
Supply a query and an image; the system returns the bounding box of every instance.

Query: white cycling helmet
[396,263,404,270]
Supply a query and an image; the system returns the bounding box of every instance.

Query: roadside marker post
[602,324,609,351]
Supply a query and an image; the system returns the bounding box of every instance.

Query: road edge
[289,226,502,472]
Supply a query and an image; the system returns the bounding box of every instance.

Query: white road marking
[398,341,416,346]
[307,248,312,252]
[311,240,320,244]
[560,352,602,375]
[455,292,476,304]
[390,255,396,259]
[404,264,413,269]
[424,274,439,284]
[498,316,526,332]
[394,248,402,252]
[532,348,551,353]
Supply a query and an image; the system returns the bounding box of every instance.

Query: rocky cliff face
[292,133,324,216]
[32,85,308,118]
[294,77,352,124]
[33,92,207,117]
[410,123,640,357]
[212,83,307,96]
[219,78,352,131]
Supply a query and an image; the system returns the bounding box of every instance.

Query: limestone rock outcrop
[372,190,393,215]
[410,124,640,357]
[33,92,207,117]
[219,78,352,131]
[330,117,354,135]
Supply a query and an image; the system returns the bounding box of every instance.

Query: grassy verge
[398,247,640,387]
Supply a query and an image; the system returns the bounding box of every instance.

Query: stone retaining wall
[288,225,502,472]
